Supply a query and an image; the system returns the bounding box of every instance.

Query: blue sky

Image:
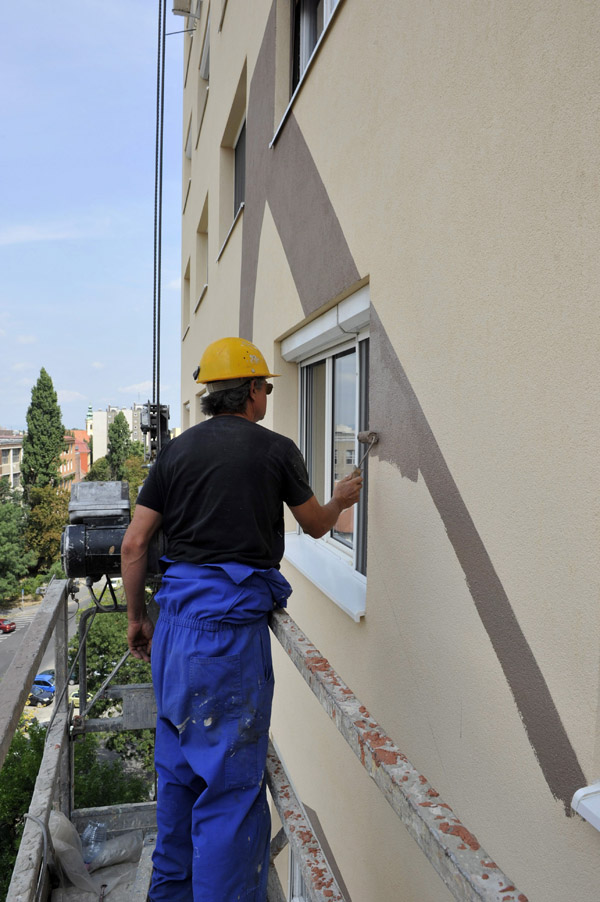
[0,1,184,431]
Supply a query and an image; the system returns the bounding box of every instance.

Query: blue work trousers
[149,611,274,902]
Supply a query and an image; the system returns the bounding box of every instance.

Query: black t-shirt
[137,415,313,569]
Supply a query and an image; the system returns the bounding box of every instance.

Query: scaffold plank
[270,609,528,902]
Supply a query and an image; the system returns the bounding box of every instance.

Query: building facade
[0,430,23,490]
[90,404,145,460]
[176,2,600,899]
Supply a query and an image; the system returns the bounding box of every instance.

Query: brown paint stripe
[371,306,586,811]
[239,1,359,337]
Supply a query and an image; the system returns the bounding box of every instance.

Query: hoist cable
[152,0,162,410]
[156,0,167,452]
[152,0,167,456]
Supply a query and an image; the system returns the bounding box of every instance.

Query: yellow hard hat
[194,337,279,386]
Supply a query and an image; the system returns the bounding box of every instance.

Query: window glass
[303,360,326,504]
[331,349,356,547]
[234,121,246,214]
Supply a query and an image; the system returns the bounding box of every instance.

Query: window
[301,337,369,569]
[234,121,246,216]
[291,0,340,91]
[218,63,246,254]
[281,284,370,620]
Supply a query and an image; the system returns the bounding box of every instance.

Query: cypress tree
[107,412,132,480]
[21,368,65,491]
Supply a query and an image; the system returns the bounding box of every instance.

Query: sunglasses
[264,382,273,395]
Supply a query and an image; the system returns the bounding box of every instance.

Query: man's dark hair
[201,379,265,416]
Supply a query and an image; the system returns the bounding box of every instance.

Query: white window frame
[289,847,308,901]
[281,285,370,621]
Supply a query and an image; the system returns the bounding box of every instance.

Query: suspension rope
[152,0,167,454]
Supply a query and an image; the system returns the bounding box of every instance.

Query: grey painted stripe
[239,1,359,338]
[370,307,586,811]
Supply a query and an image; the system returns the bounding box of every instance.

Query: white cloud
[91,362,104,369]
[11,362,33,371]
[58,390,87,403]
[17,335,37,345]
[118,380,153,395]
[166,278,181,291]
[0,216,111,247]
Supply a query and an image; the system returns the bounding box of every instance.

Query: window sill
[284,531,365,622]
[182,178,192,214]
[216,202,244,261]
[194,283,208,313]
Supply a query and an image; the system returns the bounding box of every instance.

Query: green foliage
[68,607,155,799]
[69,609,152,696]
[85,456,112,482]
[0,716,47,900]
[122,454,148,510]
[106,412,132,481]
[73,733,148,809]
[129,441,145,459]
[25,485,70,570]
[107,728,155,772]
[21,560,66,597]
[0,482,37,602]
[21,368,65,492]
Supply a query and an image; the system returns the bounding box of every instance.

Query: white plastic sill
[284,531,366,622]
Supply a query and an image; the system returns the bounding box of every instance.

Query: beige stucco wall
[179,1,600,898]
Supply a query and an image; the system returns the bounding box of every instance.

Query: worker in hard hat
[122,337,362,902]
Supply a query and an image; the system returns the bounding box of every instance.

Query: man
[122,336,362,902]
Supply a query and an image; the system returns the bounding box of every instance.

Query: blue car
[32,674,56,695]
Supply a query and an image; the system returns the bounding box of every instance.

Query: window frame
[298,334,369,567]
[281,285,370,621]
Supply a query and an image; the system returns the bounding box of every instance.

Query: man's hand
[128,615,154,663]
[332,472,363,509]
[290,472,363,538]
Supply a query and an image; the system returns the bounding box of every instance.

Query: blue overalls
[149,562,292,902]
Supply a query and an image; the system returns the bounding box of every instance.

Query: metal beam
[270,609,528,902]
[0,579,68,772]
[266,741,345,902]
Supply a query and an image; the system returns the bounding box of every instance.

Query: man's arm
[289,473,363,539]
[122,503,163,662]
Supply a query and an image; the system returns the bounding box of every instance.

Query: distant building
[0,430,23,490]
[90,404,147,460]
[71,430,91,480]
[58,434,77,489]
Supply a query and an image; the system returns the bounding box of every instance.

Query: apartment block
[176,2,600,899]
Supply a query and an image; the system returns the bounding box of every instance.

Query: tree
[85,456,112,482]
[0,482,37,603]
[69,609,152,698]
[21,368,65,492]
[106,412,131,481]
[73,733,148,809]
[68,607,155,788]
[122,453,148,509]
[25,485,70,570]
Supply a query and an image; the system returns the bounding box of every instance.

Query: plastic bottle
[81,821,107,865]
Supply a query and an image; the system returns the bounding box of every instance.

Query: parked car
[68,689,92,709]
[27,686,54,707]
[37,669,55,683]
[32,675,56,695]
[0,618,16,634]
